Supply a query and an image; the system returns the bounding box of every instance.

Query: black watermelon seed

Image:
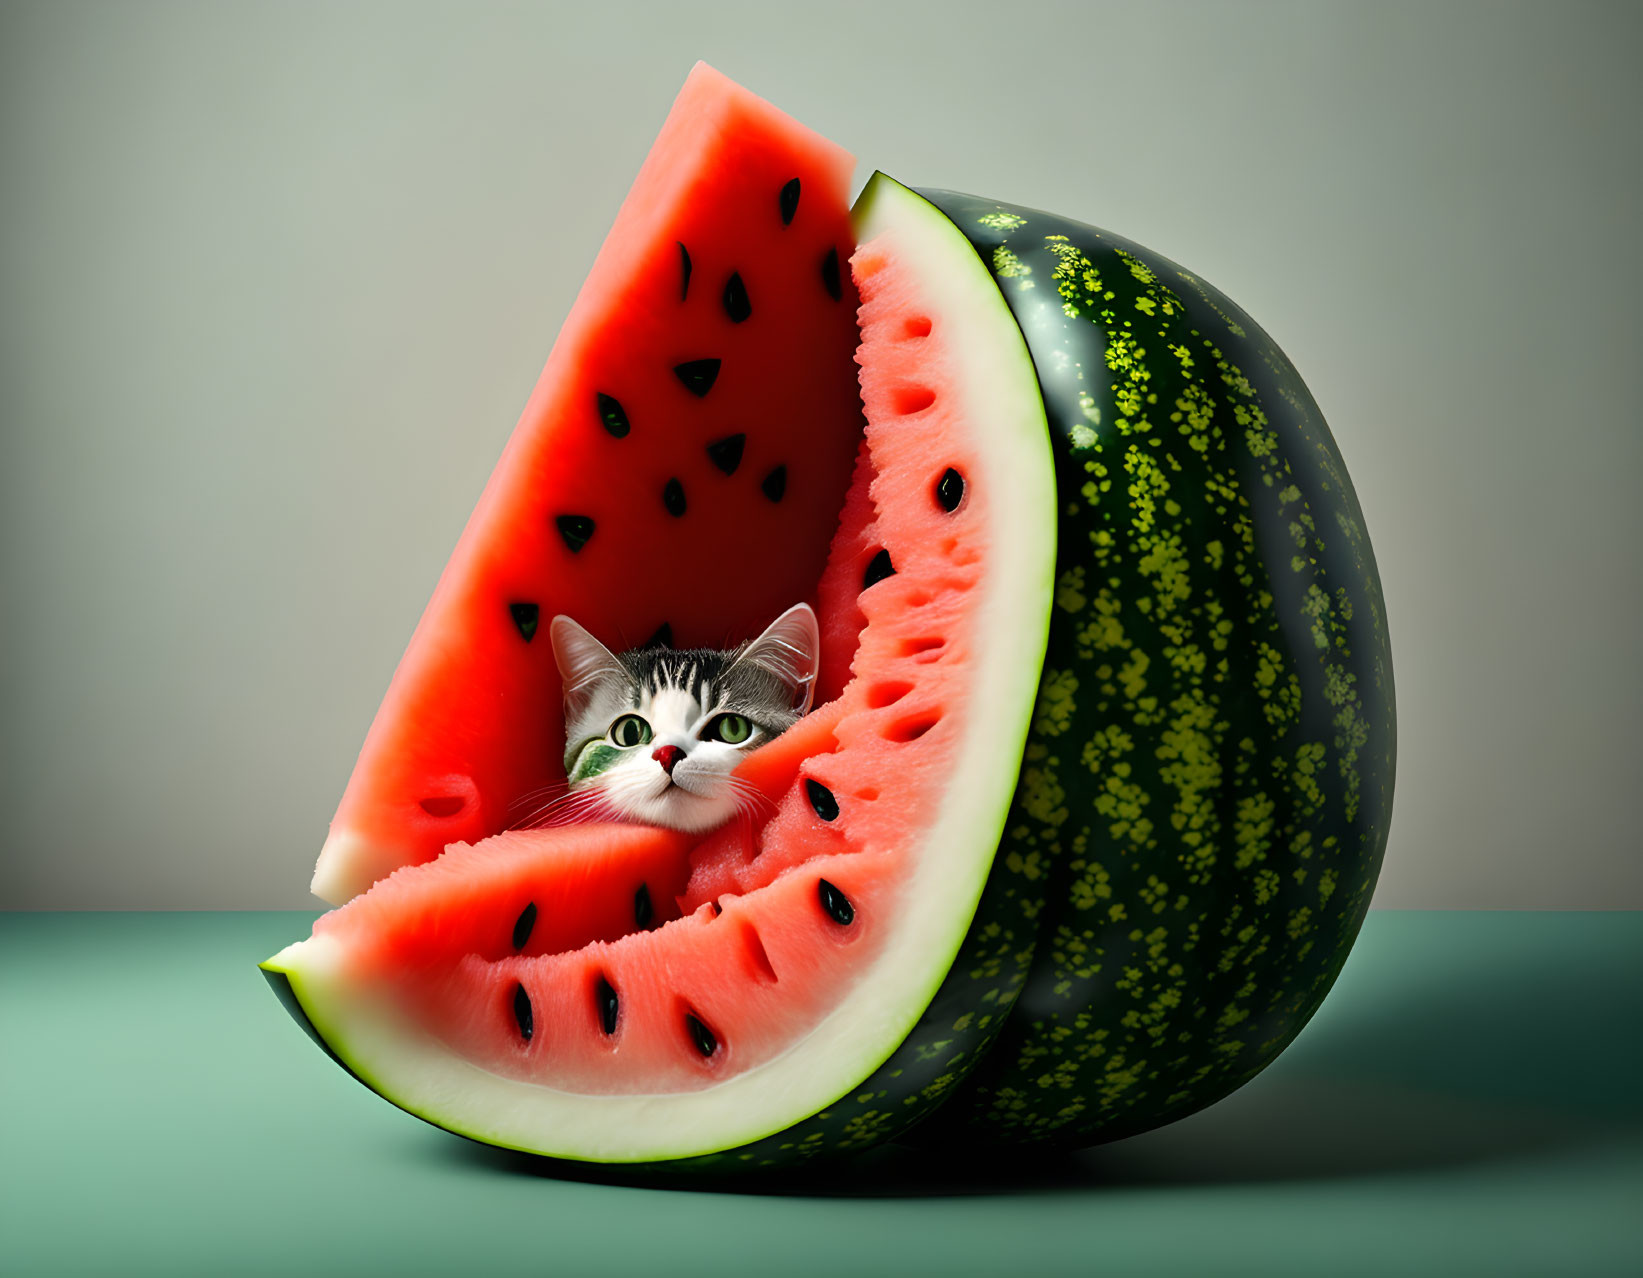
[936,468,965,512]
[818,879,855,926]
[644,622,673,649]
[419,796,463,817]
[711,901,723,916]
[707,433,745,475]
[511,902,537,950]
[508,602,540,643]
[686,1012,718,1058]
[722,271,751,323]
[779,178,800,226]
[820,246,842,301]
[761,465,787,503]
[512,982,534,1042]
[556,514,596,553]
[595,392,630,439]
[862,549,895,590]
[805,778,839,822]
[595,975,619,1035]
[677,241,692,301]
[634,883,653,930]
[673,358,721,397]
[662,477,687,518]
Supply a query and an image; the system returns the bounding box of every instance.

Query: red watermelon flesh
[312,63,865,904]
[272,201,1051,1126]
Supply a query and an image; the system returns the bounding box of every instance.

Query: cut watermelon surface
[267,169,1053,1158]
[311,63,865,905]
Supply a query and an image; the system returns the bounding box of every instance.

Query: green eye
[609,715,652,748]
[705,714,752,745]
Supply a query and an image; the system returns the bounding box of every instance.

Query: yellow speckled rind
[905,188,1396,1149]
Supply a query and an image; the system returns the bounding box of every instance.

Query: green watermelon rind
[906,188,1395,1150]
[262,175,1060,1166]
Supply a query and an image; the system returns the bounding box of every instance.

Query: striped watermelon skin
[903,189,1396,1149]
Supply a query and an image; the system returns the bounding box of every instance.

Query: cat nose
[652,745,684,775]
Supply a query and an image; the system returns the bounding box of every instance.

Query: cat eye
[703,713,753,745]
[608,715,652,748]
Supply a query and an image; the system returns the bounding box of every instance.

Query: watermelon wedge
[268,143,1056,1160]
[266,66,1395,1168]
[309,63,866,906]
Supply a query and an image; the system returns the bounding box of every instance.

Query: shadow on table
[438,917,1641,1197]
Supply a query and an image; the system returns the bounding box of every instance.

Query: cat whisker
[536,803,614,830]
[511,786,615,830]
[509,791,581,821]
[508,780,573,815]
[722,776,777,824]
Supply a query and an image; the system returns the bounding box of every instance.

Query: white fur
[582,684,760,832]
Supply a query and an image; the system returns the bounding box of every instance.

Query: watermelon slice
[269,172,1053,1158]
[267,65,1395,1167]
[310,63,866,906]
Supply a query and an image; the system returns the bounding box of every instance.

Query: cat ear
[732,603,820,715]
[549,616,626,708]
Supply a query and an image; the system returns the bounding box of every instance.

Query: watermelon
[307,62,865,906]
[264,66,1394,1169]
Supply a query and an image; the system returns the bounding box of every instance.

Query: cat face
[548,604,820,833]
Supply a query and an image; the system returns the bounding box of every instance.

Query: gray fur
[546,604,819,833]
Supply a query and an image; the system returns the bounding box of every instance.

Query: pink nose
[652,745,684,775]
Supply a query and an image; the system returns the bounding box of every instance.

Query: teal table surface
[2,910,1638,1277]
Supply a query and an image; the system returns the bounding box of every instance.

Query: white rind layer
[265,175,1058,1162]
[310,830,376,905]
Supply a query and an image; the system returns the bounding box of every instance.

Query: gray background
[2,0,1638,909]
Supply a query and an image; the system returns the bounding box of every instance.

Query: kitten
[543,604,820,833]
